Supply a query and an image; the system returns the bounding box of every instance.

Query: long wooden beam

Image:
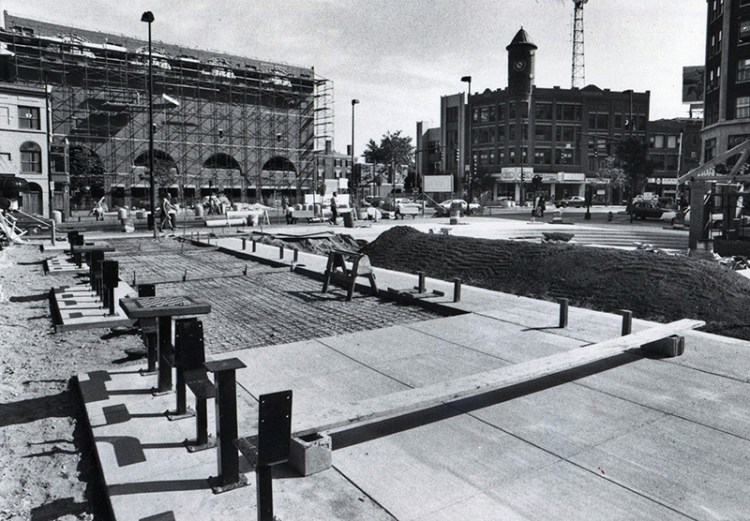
[291,319,704,438]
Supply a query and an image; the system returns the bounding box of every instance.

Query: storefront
[491,167,586,204]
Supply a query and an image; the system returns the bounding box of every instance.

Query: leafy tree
[69,146,105,207]
[362,130,415,168]
[595,155,626,191]
[614,136,654,200]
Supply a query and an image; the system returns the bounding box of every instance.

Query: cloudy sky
[2,0,706,155]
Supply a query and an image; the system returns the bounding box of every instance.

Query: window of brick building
[737,96,750,118]
[739,59,750,82]
[740,20,750,45]
[18,106,41,130]
[20,141,42,173]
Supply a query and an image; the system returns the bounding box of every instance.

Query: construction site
[0,12,334,216]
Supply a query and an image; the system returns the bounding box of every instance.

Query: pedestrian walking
[159,193,177,232]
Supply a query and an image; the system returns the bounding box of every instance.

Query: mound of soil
[362,226,750,340]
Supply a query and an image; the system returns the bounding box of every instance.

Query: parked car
[554,196,585,208]
[434,199,480,216]
[630,202,666,220]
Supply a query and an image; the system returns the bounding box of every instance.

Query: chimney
[325,139,332,154]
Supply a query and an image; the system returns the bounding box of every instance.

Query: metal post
[621,309,633,336]
[242,238,246,250]
[558,298,569,328]
[279,244,284,259]
[417,271,426,293]
[453,277,462,302]
[252,239,256,252]
[141,11,158,239]
[205,358,248,493]
[155,316,174,394]
[101,260,119,316]
[256,465,274,521]
[137,284,157,374]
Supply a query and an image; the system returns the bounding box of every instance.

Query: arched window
[20,141,42,173]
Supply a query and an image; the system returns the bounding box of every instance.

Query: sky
[1,0,707,156]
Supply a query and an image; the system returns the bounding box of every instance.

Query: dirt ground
[2,228,749,520]
[0,245,143,521]
[362,226,750,340]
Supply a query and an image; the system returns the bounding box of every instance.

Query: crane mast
[571,0,588,88]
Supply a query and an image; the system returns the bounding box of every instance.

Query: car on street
[630,201,667,220]
[434,199,480,216]
[554,196,586,208]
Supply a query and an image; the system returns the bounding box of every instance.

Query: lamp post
[461,76,472,201]
[141,11,157,239]
[351,99,359,201]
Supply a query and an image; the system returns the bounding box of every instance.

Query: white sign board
[423,175,454,193]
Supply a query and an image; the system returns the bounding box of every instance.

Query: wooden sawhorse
[321,249,378,301]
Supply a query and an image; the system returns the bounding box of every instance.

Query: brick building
[0,12,333,216]
[430,28,650,205]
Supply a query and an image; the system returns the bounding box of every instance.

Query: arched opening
[202,153,242,203]
[259,155,298,205]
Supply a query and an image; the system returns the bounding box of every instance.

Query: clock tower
[506,27,537,99]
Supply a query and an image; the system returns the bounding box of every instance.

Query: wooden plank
[294,319,704,437]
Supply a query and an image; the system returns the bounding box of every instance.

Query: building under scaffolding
[0,12,334,215]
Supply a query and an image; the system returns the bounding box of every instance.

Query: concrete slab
[52,280,137,332]
[570,415,750,520]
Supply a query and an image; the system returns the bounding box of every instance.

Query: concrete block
[641,335,684,357]
[289,433,332,476]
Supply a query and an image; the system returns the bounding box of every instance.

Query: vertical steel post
[558,298,569,328]
[453,277,462,302]
[417,271,426,293]
[205,358,247,492]
[621,309,633,336]
[155,316,174,393]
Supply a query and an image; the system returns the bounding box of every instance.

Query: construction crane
[571,0,588,88]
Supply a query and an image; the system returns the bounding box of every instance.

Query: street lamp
[351,99,359,200]
[460,76,472,200]
[141,11,157,238]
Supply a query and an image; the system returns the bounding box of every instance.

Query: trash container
[117,207,128,220]
[52,210,62,224]
[121,218,135,233]
[194,204,204,217]
[343,210,354,228]
[449,201,462,225]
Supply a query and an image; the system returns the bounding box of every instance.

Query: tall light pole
[460,76,472,201]
[141,11,157,238]
[351,99,359,200]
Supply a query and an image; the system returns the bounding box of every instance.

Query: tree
[614,136,655,200]
[69,146,105,208]
[362,130,415,168]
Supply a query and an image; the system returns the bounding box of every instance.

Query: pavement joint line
[331,463,401,520]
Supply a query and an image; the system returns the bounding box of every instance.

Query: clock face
[513,59,527,72]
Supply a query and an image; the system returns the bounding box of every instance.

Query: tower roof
[506,27,537,50]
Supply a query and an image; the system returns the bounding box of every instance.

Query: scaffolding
[0,13,329,209]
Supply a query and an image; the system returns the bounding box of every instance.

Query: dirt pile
[362,226,750,340]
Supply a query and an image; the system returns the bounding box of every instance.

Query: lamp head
[460,76,472,83]
[351,99,360,106]
[141,11,154,23]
